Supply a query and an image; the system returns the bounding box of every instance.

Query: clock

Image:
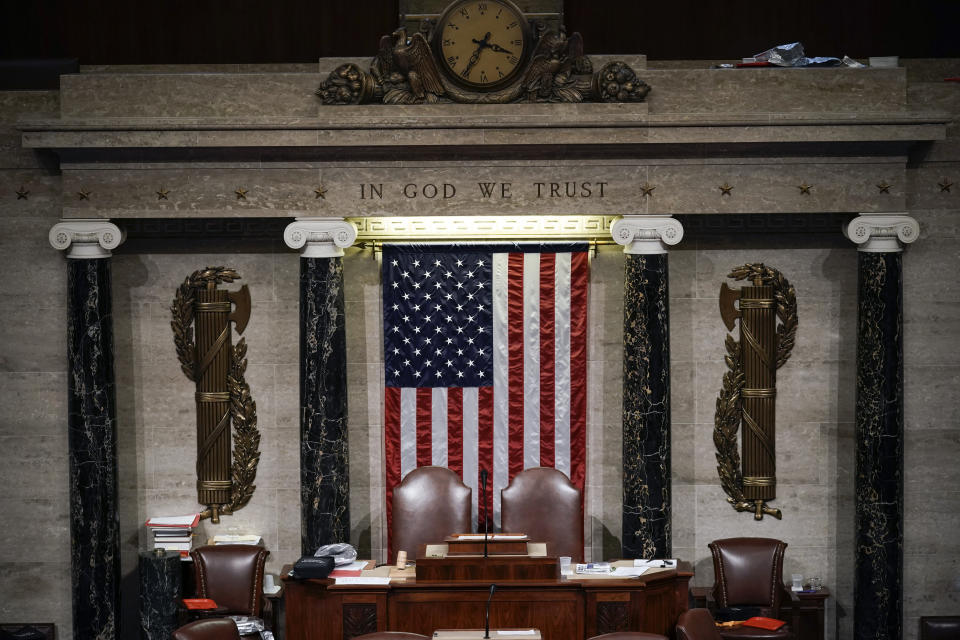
[433,0,532,91]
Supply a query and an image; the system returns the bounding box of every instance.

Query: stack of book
[145,513,200,555]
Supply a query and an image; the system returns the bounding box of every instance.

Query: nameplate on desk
[433,630,541,639]
[333,576,392,585]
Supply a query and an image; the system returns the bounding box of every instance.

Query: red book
[182,598,218,610]
[329,569,363,578]
[741,617,786,630]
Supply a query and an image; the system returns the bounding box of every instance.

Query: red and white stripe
[384,250,588,556]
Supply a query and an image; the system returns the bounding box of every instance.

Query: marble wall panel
[0,372,67,436]
[647,162,907,215]
[60,73,321,118]
[642,68,906,114]
[913,208,960,240]
[907,166,960,211]
[61,168,324,217]
[904,365,960,429]
[903,300,960,365]
[0,171,61,216]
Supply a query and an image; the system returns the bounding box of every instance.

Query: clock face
[435,0,530,90]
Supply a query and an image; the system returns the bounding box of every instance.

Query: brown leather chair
[920,616,960,640]
[676,608,723,640]
[190,544,270,617]
[172,618,241,640]
[501,466,583,561]
[352,634,430,640]
[707,538,798,639]
[587,633,668,640]
[392,466,471,562]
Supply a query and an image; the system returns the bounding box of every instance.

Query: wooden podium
[416,535,557,582]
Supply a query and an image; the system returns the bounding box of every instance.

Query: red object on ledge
[741,617,786,630]
[182,598,218,610]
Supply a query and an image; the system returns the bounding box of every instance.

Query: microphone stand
[484,583,497,639]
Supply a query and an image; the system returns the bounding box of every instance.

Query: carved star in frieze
[77,188,91,200]
[876,182,892,194]
[15,186,29,200]
[718,183,733,196]
[235,187,248,200]
[797,183,813,195]
[640,183,656,197]
[156,186,169,200]
[939,179,953,193]
[314,186,327,199]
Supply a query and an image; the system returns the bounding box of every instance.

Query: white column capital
[49,219,124,258]
[610,215,684,254]
[284,218,358,258]
[843,213,919,253]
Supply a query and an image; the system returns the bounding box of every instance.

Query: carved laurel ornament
[317,9,649,106]
[170,267,260,523]
[713,263,797,520]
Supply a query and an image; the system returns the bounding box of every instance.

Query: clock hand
[463,33,491,77]
[487,43,514,55]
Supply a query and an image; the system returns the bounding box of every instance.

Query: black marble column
[854,251,904,640]
[68,257,121,640]
[138,550,181,640]
[300,257,350,554]
[622,253,672,559]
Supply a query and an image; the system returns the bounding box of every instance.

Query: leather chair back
[708,537,787,610]
[676,608,723,640]
[920,616,960,640]
[190,544,269,616]
[501,466,583,561]
[392,466,471,562]
[172,618,241,640]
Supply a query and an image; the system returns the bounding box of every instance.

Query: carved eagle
[388,28,445,99]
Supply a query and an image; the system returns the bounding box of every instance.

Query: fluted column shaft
[286,218,357,553]
[845,214,917,640]
[612,216,683,559]
[51,220,125,640]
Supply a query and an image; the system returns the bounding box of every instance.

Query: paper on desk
[334,576,392,585]
[634,559,677,569]
[497,631,536,636]
[340,560,369,571]
[611,567,648,577]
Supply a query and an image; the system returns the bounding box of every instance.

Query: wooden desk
[285,568,692,640]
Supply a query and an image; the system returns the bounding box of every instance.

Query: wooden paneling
[2,1,958,64]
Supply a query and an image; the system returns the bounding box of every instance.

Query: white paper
[334,577,392,585]
[146,514,199,526]
[633,558,677,568]
[497,631,536,636]
[611,567,648,577]
[492,534,527,540]
[340,560,369,571]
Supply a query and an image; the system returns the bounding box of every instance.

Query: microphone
[484,583,497,639]
[480,468,489,558]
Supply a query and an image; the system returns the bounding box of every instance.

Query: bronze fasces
[714,263,798,520]
[171,267,261,523]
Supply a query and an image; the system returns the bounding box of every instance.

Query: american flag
[383,243,588,555]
